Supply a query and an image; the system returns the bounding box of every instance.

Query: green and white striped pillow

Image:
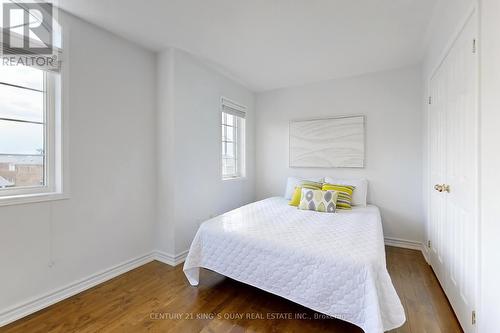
[321,184,356,210]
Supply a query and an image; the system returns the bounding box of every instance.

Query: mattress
[183,197,405,333]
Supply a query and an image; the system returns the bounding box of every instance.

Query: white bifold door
[428,10,478,333]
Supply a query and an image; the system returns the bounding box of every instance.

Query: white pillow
[324,177,368,207]
[284,176,324,200]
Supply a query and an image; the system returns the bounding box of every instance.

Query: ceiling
[57,0,438,92]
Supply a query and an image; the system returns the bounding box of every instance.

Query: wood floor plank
[1,247,462,333]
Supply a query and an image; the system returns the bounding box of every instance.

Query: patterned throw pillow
[321,184,355,210]
[288,180,323,207]
[298,189,338,213]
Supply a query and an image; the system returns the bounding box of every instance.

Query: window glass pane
[221,110,243,178]
[222,159,227,176]
[222,158,235,176]
[0,65,43,91]
[0,155,44,188]
[226,114,234,126]
[0,66,46,191]
[225,142,235,157]
[0,120,44,155]
[225,125,234,142]
[0,84,44,123]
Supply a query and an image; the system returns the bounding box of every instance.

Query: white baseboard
[0,253,155,328]
[384,237,432,264]
[421,245,431,264]
[384,237,423,251]
[0,249,191,327]
[153,250,189,266]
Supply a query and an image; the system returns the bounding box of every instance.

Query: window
[221,98,246,179]
[0,64,59,198]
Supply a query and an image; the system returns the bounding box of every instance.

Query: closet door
[428,11,478,333]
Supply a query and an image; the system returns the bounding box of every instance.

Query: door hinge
[473,39,477,54]
[427,240,431,248]
[428,96,432,105]
[472,310,476,325]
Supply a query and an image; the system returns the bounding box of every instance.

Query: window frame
[0,68,66,205]
[221,97,246,181]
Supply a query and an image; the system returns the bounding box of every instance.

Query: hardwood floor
[1,247,462,333]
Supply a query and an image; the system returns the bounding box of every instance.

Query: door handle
[434,184,450,193]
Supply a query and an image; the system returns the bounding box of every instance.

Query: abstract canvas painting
[289,116,365,168]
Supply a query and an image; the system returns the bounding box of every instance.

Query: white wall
[255,66,423,243]
[0,11,157,318]
[479,0,500,331]
[423,0,477,76]
[156,48,256,256]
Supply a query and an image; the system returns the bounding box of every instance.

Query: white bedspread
[183,197,405,333]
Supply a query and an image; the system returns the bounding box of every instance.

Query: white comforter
[183,197,405,333]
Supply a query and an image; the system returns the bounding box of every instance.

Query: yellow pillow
[289,187,303,206]
[321,184,355,210]
[289,181,323,206]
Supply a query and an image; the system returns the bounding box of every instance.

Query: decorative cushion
[322,184,355,210]
[324,177,368,207]
[284,177,324,200]
[289,181,323,206]
[298,189,338,213]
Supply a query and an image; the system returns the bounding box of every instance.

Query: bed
[183,197,405,333]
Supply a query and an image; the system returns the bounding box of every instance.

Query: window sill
[222,176,247,182]
[0,192,70,207]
